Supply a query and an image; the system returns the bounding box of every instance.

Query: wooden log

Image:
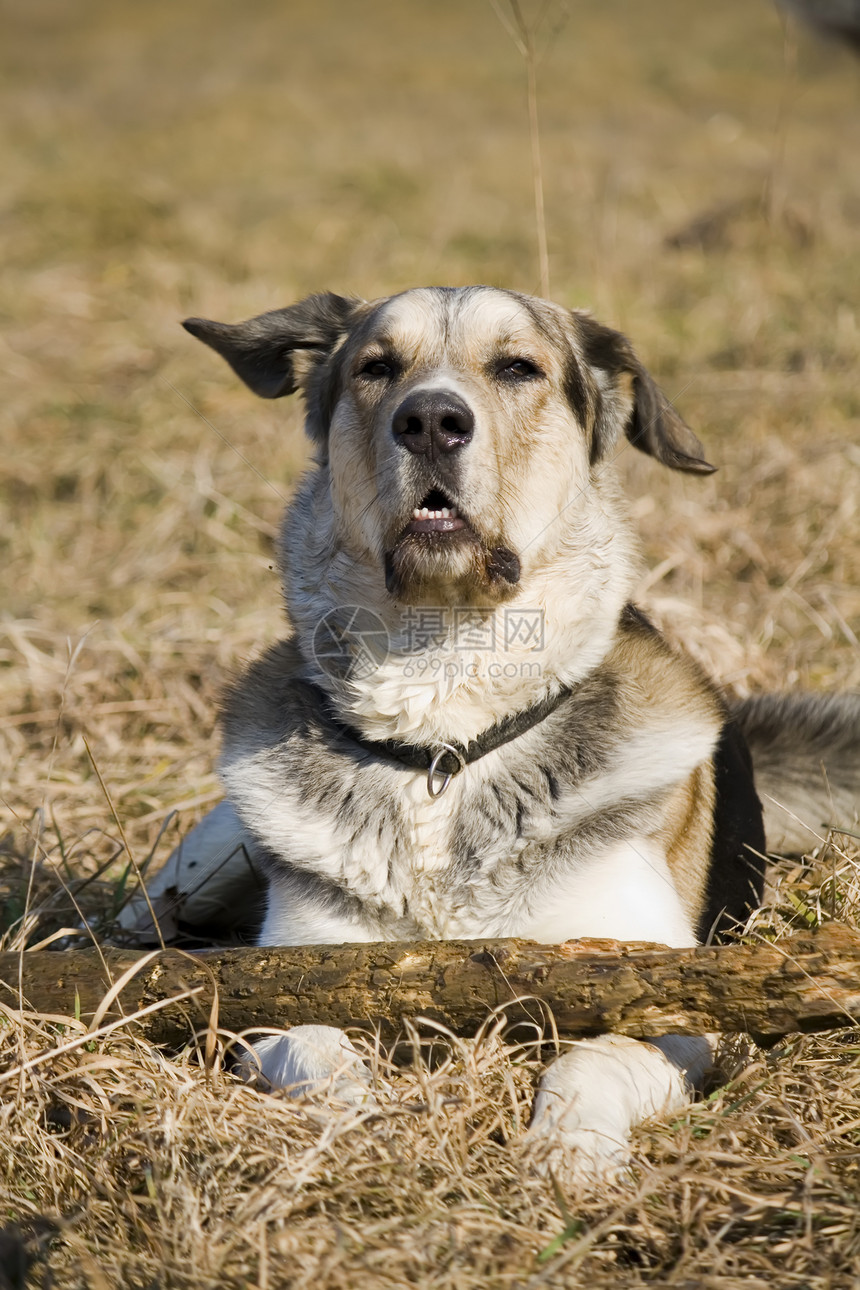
[2,925,860,1048]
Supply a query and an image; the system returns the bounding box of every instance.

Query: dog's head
[185,287,712,609]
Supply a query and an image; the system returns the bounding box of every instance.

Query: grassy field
[2,0,860,1284]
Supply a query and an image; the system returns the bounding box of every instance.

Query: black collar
[303,680,572,796]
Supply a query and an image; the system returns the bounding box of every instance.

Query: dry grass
[2,0,860,1283]
[4,863,860,1288]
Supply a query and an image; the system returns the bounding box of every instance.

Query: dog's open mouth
[387,486,519,601]
[401,488,468,537]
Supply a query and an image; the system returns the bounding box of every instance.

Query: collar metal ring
[427,743,466,799]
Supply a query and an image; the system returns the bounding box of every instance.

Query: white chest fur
[513,836,696,947]
[250,760,696,949]
[394,784,693,945]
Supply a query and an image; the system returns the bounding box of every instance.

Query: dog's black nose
[391,390,474,457]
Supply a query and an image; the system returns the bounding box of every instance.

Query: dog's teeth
[412,505,460,522]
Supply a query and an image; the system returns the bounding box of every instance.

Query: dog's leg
[526,1033,715,1185]
[117,800,265,941]
[239,878,386,1104]
[240,1025,381,1106]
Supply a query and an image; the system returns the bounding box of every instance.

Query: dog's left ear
[182,292,360,401]
[574,313,715,475]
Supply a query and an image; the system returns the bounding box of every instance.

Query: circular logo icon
[312,605,390,681]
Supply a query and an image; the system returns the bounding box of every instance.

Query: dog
[137,285,859,1182]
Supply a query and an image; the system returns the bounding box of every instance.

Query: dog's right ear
[182,292,360,400]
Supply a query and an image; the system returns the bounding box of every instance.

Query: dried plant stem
[83,734,167,953]
[765,12,798,226]
[492,0,553,296]
[526,49,550,297]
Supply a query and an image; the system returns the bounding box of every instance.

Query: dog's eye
[359,358,395,379]
[497,358,543,381]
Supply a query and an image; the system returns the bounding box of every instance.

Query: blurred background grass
[1,0,858,871]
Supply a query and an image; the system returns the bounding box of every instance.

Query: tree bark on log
[2,925,860,1048]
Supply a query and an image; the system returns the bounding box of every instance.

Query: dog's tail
[732,693,860,854]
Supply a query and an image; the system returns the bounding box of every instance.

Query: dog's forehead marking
[372,288,546,364]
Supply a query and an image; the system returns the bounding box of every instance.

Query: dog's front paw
[525,1034,690,1187]
[239,1025,380,1107]
[526,1088,632,1186]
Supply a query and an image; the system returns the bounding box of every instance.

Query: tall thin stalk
[525,34,550,297]
[491,0,567,298]
[765,11,799,227]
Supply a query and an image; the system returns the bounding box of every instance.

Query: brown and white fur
[147,286,858,1184]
